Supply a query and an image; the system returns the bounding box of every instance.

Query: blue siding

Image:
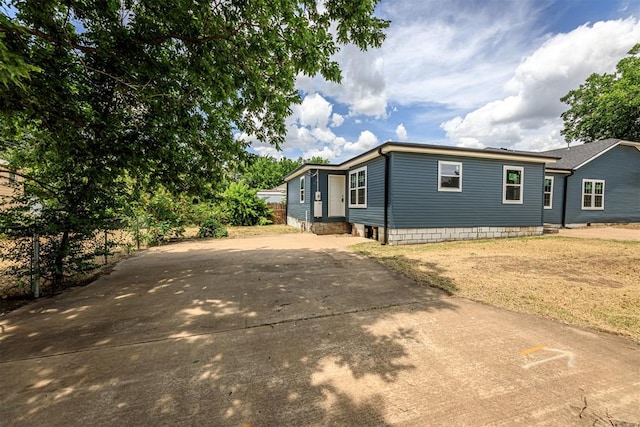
[542,172,566,224]
[348,157,385,226]
[565,145,640,224]
[388,152,545,228]
[286,173,312,221]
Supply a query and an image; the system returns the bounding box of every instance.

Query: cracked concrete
[1,233,639,426]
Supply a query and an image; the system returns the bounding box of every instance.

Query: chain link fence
[0,221,148,301]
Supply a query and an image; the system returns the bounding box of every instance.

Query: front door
[328,175,346,217]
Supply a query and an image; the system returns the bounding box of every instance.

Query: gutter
[561,170,575,228]
[379,147,389,245]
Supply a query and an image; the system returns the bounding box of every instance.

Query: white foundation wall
[287,216,308,232]
[387,226,543,245]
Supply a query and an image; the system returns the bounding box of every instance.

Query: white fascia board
[379,144,556,164]
[573,141,622,170]
[545,168,572,174]
[571,140,640,170]
[284,165,342,181]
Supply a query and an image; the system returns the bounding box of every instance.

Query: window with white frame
[582,179,605,210]
[503,166,524,204]
[438,161,462,192]
[299,176,305,203]
[349,166,367,208]
[543,176,554,209]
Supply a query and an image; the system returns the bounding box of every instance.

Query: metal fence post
[32,231,40,298]
[104,229,108,265]
[136,217,140,251]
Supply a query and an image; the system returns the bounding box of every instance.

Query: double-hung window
[503,166,524,204]
[582,179,605,210]
[438,161,462,192]
[299,176,305,203]
[349,166,367,208]
[543,176,554,209]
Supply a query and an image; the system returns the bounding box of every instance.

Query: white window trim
[543,176,554,210]
[299,176,305,203]
[582,178,605,210]
[438,161,463,192]
[502,165,524,204]
[348,166,367,208]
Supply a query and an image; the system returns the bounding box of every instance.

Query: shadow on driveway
[0,238,457,426]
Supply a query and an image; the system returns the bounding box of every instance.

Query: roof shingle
[541,138,621,170]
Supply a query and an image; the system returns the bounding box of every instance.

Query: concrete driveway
[1,234,639,426]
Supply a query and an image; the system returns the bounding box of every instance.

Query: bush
[197,216,228,239]
[219,182,273,226]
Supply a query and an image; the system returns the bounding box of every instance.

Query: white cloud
[344,130,379,152]
[395,123,408,140]
[302,146,338,161]
[331,113,344,127]
[296,46,387,118]
[293,93,333,129]
[441,18,640,151]
[379,0,546,110]
[252,145,284,159]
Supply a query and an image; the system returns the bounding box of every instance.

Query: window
[503,166,524,204]
[543,176,554,209]
[349,166,367,208]
[438,161,462,192]
[299,176,305,203]
[582,179,605,210]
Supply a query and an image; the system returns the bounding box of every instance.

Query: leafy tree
[561,44,640,143]
[305,156,331,164]
[0,1,387,283]
[241,155,300,190]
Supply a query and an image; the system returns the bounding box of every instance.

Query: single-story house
[257,185,286,204]
[284,142,559,245]
[541,138,640,227]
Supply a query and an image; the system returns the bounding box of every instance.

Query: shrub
[197,216,228,239]
[219,182,273,226]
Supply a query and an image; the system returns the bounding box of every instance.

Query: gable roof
[542,138,640,171]
[285,141,559,181]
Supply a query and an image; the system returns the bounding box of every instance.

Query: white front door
[328,175,346,217]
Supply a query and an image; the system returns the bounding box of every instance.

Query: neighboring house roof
[284,141,559,181]
[542,138,640,171]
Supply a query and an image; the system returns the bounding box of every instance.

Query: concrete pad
[1,233,639,426]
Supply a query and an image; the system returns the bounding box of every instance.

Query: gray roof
[541,138,621,170]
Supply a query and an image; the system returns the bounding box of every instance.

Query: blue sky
[248,0,640,162]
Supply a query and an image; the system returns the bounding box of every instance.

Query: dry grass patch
[352,236,640,341]
[226,224,299,238]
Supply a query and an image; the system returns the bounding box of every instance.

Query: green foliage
[0,0,386,283]
[239,155,330,190]
[130,189,186,246]
[197,216,228,239]
[305,156,331,164]
[241,156,301,190]
[219,182,272,226]
[561,44,640,143]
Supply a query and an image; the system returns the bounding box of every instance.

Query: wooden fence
[268,202,286,224]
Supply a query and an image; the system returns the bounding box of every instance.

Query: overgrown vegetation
[0,0,383,294]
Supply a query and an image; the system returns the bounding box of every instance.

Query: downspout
[378,147,389,245]
[561,170,575,228]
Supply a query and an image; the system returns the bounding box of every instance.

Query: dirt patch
[353,235,640,341]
